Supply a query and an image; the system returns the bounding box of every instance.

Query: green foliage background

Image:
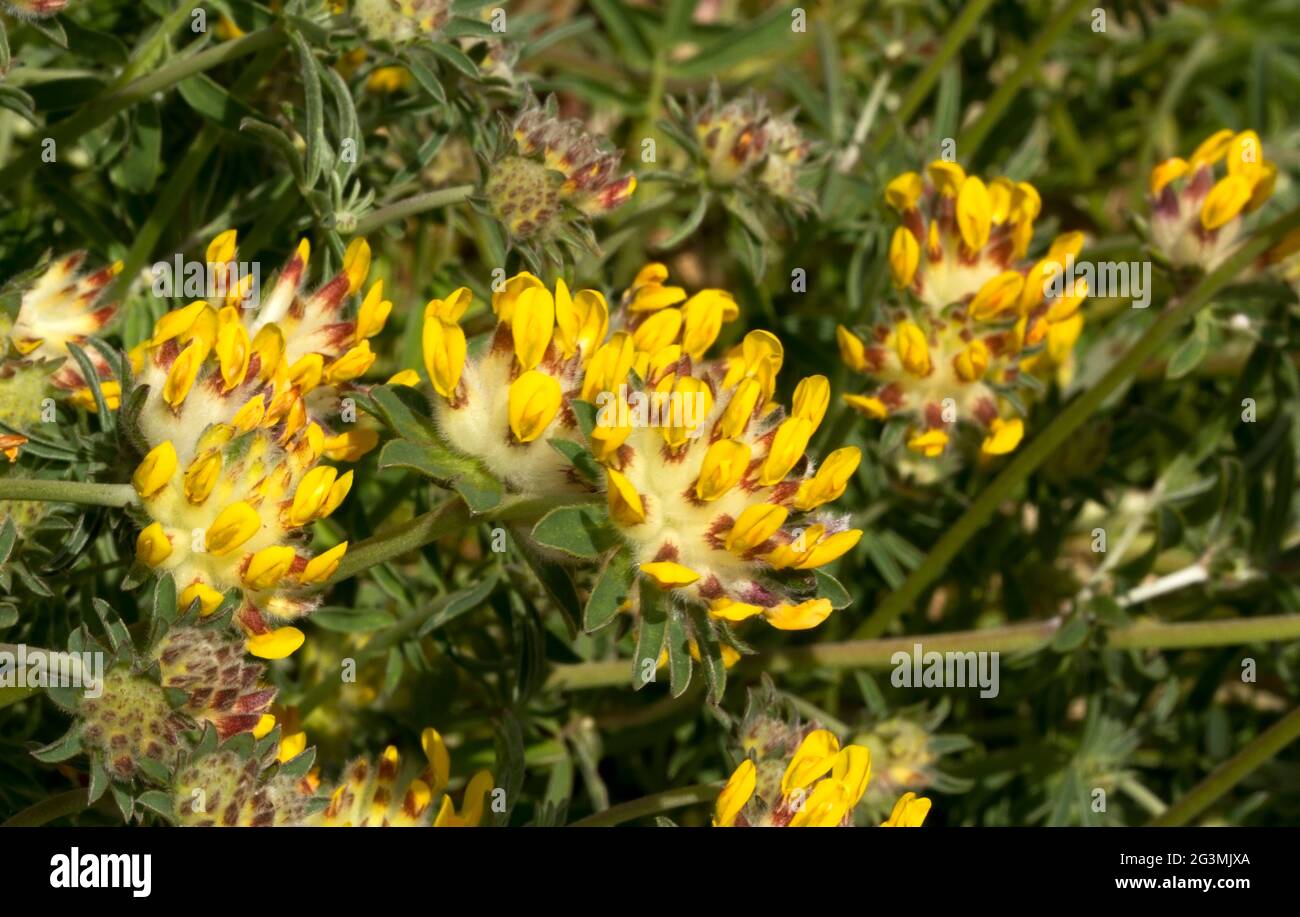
[2,0,1300,827]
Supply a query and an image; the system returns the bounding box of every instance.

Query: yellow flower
[135,523,172,567]
[133,441,178,497]
[714,727,884,828]
[246,626,305,660]
[423,317,467,398]
[881,792,932,827]
[1150,129,1277,270]
[714,759,757,827]
[640,561,701,590]
[206,501,261,556]
[508,370,562,443]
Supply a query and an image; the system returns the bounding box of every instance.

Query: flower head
[420,264,860,648]
[352,0,450,43]
[317,728,495,827]
[3,251,121,406]
[1150,129,1276,271]
[690,86,813,208]
[714,685,931,827]
[840,163,1089,461]
[487,99,636,247]
[127,232,386,645]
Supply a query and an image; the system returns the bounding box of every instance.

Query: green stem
[2,789,92,827]
[352,185,476,236]
[327,497,472,585]
[0,479,138,508]
[116,2,206,87]
[546,614,1300,692]
[0,26,284,193]
[957,0,1092,159]
[326,492,603,585]
[856,204,1300,639]
[569,782,721,827]
[1151,705,1300,827]
[869,0,997,154]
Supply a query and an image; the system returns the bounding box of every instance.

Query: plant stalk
[0,479,138,508]
[546,614,1300,692]
[1151,705,1300,827]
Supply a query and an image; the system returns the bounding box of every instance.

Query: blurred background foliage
[2,0,1300,826]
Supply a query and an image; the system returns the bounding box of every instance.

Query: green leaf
[240,118,307,186]
[1166,317,1210,380]
[665,606,692,697]
[1051,610,1090,652]
[279,746,317,780]
[87,757,111,805]
[108,102,162,192]
[291,29,326,188]
[178,73,260,131]
[686,605,726,704]
[633,579,667,690]
[417,573,500,637]
[0,516,17,564]
[530,505,616,559]
[513,528,582,637]
[31,729,84,764]
[426,41,480,79]
[379,439,503,513]
[584,548,633,632]
[111,784,136,822]
[364,384,438,442]
[813,569,852,610]
[134,790,175,821]
[571,400,598,438]
[548,437,601,484]
[655,191,711,251]
[152,572,177,624]
[403,54,446,104]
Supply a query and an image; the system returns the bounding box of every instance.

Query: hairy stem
[856,204,1300,639]
[569,782,721,827]
[0,479,138,508]
[546,614,1300,692]
[326,492,602,586]
[2,789,93,827]
[352,185,476,236]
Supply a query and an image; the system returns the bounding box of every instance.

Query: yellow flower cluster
[1150,129,1277,270]
[4,251,122,411]
[714,728,930,828]
[421,264,862,634]
[129,231,388,658]
[838,162,1089,460]
[316,728,494,827]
